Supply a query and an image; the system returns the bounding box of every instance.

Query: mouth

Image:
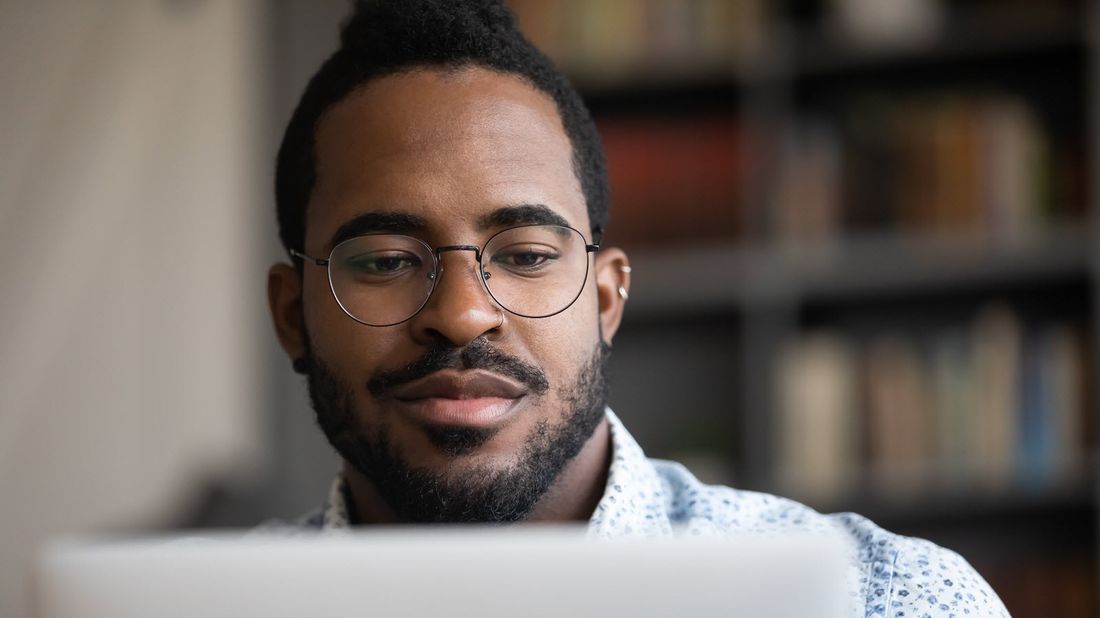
[390,370,528,428]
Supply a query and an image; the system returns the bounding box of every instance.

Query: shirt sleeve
[882,536,1010,617]
[828,512,1009,617]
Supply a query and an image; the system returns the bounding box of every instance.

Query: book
[931,328,976,489]
[862,334,933,495]
[598,115,743,249]
[970,304,1022,490]
[772,118,843,246]
[774,94,1065,244]
[1018,323,1087,487]
[507,0,768,81]
[775,333,858,501]
[778,306,1090,501]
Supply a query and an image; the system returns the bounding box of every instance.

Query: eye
[490,245,559,271]
[345,252,422,275]
[505,252,546,267]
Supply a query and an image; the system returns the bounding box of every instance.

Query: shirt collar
[586,408,673,539]
[318,408,672,537]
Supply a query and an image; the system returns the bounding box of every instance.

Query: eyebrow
[476,204,572,231]
[326,203,575,250]
[328,212,429,249]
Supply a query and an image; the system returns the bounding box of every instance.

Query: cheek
[565,274,602,339]
[523,288,601,385]
[301,273,343,343]
[302,274,399,373]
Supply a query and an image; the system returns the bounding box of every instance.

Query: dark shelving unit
[514,1,1100,615]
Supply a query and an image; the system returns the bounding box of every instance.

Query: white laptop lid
[35,527,853,618]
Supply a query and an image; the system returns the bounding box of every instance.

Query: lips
[390,370,527,428]
[392,370,527,400]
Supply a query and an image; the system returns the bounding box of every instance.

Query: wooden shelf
[573,67,745,97]
[579,74,743,116]
[623,223,1093,319]
[765,451,1100,542]
[792,4,1084,79]
[818,479,1098,563]
[565,5,1084,95]
[813,476,1095,528]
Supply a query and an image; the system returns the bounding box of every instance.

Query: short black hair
[275,0,608,258]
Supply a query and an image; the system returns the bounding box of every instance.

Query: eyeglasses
[291,224,601,327]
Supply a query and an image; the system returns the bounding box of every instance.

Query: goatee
[303,337,611,523]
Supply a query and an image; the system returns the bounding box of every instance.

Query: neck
[344,416,612,525]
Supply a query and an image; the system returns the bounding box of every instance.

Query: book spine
[778,308,1089,502]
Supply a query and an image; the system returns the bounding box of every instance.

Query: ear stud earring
[618,286,629,300]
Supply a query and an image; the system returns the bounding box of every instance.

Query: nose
[408,249,503,346]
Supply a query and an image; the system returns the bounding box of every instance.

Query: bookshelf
[510,0,1100,615]
[625,224,1092,316]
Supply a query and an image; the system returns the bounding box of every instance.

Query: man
[266,1,1008,615]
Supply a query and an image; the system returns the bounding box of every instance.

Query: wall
[0,2,268,616]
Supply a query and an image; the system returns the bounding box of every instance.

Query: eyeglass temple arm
[289,248,329,266]
[586,226,603,253]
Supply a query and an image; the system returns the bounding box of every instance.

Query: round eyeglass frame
[290,223,601,327]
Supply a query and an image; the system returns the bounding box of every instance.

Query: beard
[302,336,611,524]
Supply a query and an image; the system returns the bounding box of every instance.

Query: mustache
[367,338,550,397]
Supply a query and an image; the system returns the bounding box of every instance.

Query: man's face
[269,67,629,522]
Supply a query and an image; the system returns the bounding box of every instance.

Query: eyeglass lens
[326,225,590,326]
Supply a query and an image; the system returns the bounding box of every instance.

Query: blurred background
[1,0,1097,616]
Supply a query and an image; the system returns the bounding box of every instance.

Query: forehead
[307,66,588,251]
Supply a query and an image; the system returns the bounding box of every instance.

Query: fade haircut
[275,0,609,258]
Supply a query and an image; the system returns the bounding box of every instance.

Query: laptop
[34,526,853,618]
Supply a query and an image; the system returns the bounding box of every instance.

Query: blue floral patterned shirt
[300,409,1009,617]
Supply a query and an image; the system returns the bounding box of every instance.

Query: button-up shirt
[296,409,1009,617]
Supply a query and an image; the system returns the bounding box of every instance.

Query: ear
[268,262,307,364]
[593,247,630,346]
